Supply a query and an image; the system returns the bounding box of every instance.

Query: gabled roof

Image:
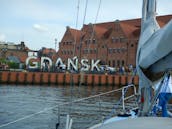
[81,24,108,39]
[68,28,82,42]
[156,14,172,24]
[120,22,139,38]
[93,26,108,38]
[62,14,172,44]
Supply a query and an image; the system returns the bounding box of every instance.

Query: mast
[137,0,158,116]
[138,0,172,116]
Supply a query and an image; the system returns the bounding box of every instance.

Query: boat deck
[95,117,172,129]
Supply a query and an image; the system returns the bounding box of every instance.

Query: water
[0,85,122,129]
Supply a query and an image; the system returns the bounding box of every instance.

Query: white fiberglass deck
[94,117,172,129]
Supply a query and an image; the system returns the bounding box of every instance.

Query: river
[0,84,122,129]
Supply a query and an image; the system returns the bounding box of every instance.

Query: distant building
[58,15,172,67]
[38,47,57,62]
[0,41,29,69]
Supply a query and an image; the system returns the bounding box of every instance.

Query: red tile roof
[69,28,82,42]
[94,26,108,38]
[62,15,172,43]
[120,22,138,38]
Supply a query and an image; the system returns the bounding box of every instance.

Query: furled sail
[136,0,172,115]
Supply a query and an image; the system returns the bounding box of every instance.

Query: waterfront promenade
[0,71,139,86]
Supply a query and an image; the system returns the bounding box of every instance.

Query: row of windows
[111,37,126,43]
[61,50,73,55]
[85,39,96,44]
[83,49,97,54]
[62,37,126,46]
[62,41,73,45]
[108,48,127,54]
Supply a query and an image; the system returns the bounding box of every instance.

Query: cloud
[33,24,48,32]
[0,34,6,41]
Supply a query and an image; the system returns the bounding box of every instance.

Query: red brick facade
[58,15,172,67]
[0,41,28,63]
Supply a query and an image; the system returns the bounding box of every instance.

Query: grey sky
[0,0,171,50]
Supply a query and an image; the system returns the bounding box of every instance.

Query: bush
[8,62,19,69]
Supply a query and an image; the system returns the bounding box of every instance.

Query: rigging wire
[78,0,88,88]
[78,0,102,92]
[85,0,102,60]
[72,0,80,58]
[82,0,88,25]
[78,0,88,61]
[69,0,81,114]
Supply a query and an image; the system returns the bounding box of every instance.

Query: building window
[83,49,89,54]
[93,39,96,43]
[89,39,91,44]
[120,37,125,43]
[85,40,88,44]
[112,37,115,43]
[117,60,120,66]
[94,49,97,53]
[131,44,134,47]
[108,48,113,54]
[90,49,92,54]
[115,38,119,43]
[121,47,126,52]
[109,60,111,66]
[117,48,120,53]
[122,60,125,66]
[113,60,115,67]
[113,49,116,53]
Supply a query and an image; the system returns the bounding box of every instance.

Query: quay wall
[0,71,139,86]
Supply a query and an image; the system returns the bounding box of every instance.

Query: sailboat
[89,0,172,128]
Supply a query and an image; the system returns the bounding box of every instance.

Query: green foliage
[0,58,7,64]
[7,62,19,69]
[0,58,19,69]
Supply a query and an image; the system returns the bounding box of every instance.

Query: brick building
[58,15,172,68]
[0,41,28,64]
[38,47,57,63]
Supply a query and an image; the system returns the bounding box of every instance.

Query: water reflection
[0,84,120,129]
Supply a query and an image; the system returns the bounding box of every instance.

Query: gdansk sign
[26,56,100,71]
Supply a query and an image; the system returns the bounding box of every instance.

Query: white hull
[91,117,172,129]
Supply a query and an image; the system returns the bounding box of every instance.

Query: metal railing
[57,84,138,128]
[0,84,137,129]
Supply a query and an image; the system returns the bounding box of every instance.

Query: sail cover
[136,0,172,115]
[137,0,172,89]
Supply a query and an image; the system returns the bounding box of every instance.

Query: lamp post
[55,38,57,52]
